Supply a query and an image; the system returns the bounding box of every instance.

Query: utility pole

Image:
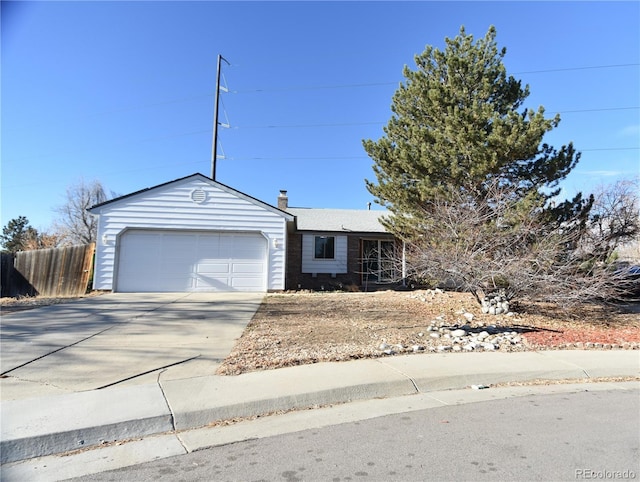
[211,54,229,180]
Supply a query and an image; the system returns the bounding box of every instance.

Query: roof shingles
[287,208,389,233]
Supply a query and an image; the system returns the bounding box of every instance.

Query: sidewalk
[2,349,639,465]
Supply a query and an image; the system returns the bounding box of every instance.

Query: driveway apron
[0,292,263,401]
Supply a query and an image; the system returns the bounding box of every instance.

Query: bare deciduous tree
[390,179,639,306]
[583,177,639,263]
[54,179,109,245]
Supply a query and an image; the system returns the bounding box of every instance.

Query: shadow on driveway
[0,292,263,400]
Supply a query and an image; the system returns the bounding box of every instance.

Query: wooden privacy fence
[1,243,95,298]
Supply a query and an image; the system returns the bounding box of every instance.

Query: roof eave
[87,173,294,221]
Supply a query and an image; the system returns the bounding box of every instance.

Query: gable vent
[190,189,207,204]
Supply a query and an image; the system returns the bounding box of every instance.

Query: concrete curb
[162,359,417,430]
[1,350,639,465]
[0,384,173,465]
[380,351,590,391]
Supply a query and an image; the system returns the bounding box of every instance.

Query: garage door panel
[119,234,161,262]
[116,230,266,292]
[232,252,263,261]
[231,263,264,274]
[231,279,263,289]
[232,249,264,260]
[197,263,230,274]
[157,278,192,291]
[215,236,234,257]
[193,276,231,290]
[164,232,196,243]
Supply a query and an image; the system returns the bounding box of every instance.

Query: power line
[17,62,635,123]
[231,106,639,130]
[233,81,397,94]
[232,63,640,93]
[558,106,639,114]
[6,143,637,190]
[230,156,368,161]
[7,121,637,164]
[5,61,638,162]
[581,147,639,152]
[514,63,639,75]
[235,121,384,129]
[221,148,640,161]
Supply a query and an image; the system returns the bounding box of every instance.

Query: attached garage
[116,230,267,292]
[88,174,293,293]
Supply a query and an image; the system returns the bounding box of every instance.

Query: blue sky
[2,1,639,231]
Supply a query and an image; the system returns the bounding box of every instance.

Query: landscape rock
[481,292,511,315]
[376,315,530,356]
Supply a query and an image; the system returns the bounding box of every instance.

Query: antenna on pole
[211,54,230,180]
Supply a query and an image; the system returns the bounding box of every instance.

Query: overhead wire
[231,63,639,93]
[231,107,639,130]
[215,62,639,158]
[6,62,638,164]
[513,63,639,75]
[14,61,636,123]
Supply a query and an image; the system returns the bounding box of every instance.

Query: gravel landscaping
[217,289,640,375]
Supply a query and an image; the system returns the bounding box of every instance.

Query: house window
[362,239,395,283]
[314,236,335,259]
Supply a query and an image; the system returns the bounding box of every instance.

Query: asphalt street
[68,387,640,482]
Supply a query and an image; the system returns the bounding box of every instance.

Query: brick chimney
[278,190,288,210]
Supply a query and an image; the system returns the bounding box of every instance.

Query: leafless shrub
[386,179,639,306]
[22,230,61,250]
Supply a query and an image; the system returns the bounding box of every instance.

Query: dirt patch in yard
[0,291,104,313]
[216,290,640,375]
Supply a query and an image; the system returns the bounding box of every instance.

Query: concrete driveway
[0,292,264,401]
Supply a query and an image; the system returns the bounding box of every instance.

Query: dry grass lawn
[217,290,640,375]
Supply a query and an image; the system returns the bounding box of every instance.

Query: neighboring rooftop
[287,207,389,233]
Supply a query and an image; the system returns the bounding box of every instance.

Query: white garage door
[116,230,267,292]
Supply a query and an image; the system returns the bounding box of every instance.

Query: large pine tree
[363,26,583,238]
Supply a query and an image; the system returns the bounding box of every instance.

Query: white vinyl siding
[91,175,290,292]
[301,234,347,274]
